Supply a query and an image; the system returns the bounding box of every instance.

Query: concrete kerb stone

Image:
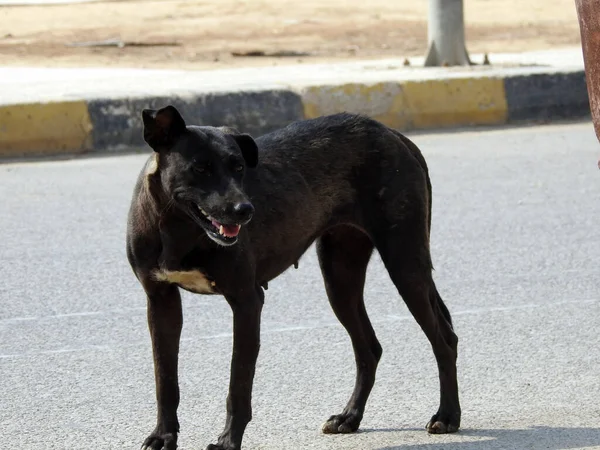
[504,70,590,122]
[296,77,509,130]
[87,90,304,151]
[0,66,591,158]
[0,101,93,157]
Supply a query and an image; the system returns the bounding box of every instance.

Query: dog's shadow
[364,426,600,450]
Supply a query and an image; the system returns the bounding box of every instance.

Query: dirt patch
[0,0,582,70]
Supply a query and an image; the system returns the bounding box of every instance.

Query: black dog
[126,105,460,450]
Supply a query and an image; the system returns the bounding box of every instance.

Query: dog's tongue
[211,219,241,238]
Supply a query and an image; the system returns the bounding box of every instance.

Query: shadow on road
[373,426,600,449]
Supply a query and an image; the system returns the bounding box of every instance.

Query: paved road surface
[1,122,600,449]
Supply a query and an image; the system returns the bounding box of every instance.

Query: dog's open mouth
[195,205,241,244]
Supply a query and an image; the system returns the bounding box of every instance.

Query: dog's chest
[153,269,216,294]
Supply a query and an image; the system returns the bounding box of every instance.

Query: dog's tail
[392,130,454,328]
[391,130,433,237]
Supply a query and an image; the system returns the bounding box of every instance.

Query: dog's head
[142,105,258,246]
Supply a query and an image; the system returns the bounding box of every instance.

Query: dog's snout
[233,202,254,222]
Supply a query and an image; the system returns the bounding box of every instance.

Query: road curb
[504,71,590,122]
[86,90,304,151]
[0,68,590,158]
[0,101,93,156]
[297,77,509,130]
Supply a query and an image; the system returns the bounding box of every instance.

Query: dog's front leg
[141,280,182,450]
[208,286,264,450]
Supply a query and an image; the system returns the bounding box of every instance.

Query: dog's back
[243,113,432,270]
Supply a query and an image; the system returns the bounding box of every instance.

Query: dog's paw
[141,432,177,450]
[426,411,460,434]
[321,411,362,434]
[206,444,238,450]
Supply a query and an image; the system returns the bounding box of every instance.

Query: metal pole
[424,0,471,66]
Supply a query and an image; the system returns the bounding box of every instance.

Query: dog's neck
[132,154,171,239]
[142,154,174,217]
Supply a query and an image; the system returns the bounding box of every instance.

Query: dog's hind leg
[317,225,381,434]
[375,229,461,434]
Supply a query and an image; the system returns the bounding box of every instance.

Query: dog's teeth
[219,225,224,235]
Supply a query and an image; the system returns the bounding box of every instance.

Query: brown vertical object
[575,0,600,164]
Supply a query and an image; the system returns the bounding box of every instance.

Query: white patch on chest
[153,269,216,294]
[145,154,159,175]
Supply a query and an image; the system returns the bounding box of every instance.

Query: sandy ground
[0,0,582,70]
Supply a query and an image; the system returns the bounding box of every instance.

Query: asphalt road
[1,122,600,450]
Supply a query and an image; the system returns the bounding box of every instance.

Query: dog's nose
[233,202,254,222]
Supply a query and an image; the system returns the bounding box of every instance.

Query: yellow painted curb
[403,77,507,128]
[301,83,412,130]
[299,77,507,130]
[0,102,93,157]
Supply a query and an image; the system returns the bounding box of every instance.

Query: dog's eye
[234,164,244,172]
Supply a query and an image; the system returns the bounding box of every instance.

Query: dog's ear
[142,105,186,151]
[220,127,259,168]
[232,134,258,168]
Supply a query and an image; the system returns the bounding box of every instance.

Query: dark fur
[126,106,461,450]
